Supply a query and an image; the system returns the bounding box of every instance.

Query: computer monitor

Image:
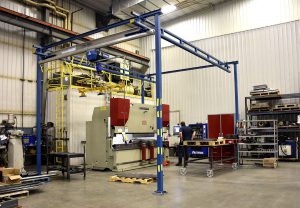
[173,125,181,135]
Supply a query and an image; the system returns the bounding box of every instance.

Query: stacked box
[0,168,21,184]
[263,158,278,168]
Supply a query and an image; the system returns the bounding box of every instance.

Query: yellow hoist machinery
[44,55,154,157]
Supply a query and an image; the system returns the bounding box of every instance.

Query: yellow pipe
[43,0,55,6]
[42,0,70,14]
[23,0,68,19]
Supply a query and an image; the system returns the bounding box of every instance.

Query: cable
[21,28,25,127]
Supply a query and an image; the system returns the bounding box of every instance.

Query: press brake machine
[86,98,170,171]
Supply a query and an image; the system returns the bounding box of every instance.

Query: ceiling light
[161,5,176,14]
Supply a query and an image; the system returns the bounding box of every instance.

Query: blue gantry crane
[34,9,238,195]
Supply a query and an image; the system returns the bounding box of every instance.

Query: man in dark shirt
[176,121,195,167]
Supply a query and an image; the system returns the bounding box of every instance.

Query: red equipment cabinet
[110,98,130,126]
[208,114,235,138]
[208,114,236,163]
[162,104,170,127]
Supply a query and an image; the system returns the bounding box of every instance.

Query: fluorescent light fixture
[161,5,176,14]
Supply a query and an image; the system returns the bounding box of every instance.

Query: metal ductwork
[111,0,228,22]
[112,0,146,19]
[112,0,144,14]
[39,28,154,64]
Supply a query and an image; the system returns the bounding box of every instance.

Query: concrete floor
[21,160,300,208]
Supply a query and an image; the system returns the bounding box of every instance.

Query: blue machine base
[279,139,298,159]
[188,147,208,158]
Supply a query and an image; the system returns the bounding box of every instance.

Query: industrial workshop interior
[1,0,300,207]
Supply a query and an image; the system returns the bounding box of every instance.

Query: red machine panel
[208,113,236,163]
[221,114,235,137]
[208,115,221,138]
[208,114,234,138]
[162,104,170,127]
[110,98,130,126]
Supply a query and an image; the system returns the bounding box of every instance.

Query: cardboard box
[0,168,21,184]
[263,158,278,168]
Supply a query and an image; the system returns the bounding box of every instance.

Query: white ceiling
[75,0,228,23]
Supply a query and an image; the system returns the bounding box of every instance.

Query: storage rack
[245,93,300,160]
[238,120,278,165]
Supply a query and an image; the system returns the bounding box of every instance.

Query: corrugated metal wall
[0,0,38,127]
[70,3,96,33]
[144,20,300,124]
[141,0,300,51]
[140,0,300,124]
[164,0,300,41]
[0,0,102,128]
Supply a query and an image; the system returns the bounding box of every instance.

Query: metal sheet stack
[250,84,279,96]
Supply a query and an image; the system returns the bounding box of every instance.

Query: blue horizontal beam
[135,19,230,73]
[163,29,222,65]
[42,10,162,51]
[96,63,155,83]
[99,62,147,78]
[132,18,230,72]
[161,34,231,73]
[147,61,237,77]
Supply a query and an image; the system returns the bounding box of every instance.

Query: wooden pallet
[278,125,299,129]
[250,91,279,96]
[273,107,300,111]
[109,176,155,184]
[0,190,29,199]
[249,108,270,112]
[184,140,226,146]
[275,104,298,108]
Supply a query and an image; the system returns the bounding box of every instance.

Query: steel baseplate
[153,190,167,196]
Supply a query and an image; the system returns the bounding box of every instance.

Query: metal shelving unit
[245,93,300,160]
[238,120,278,166]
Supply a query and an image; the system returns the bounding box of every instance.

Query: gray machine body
[86,103,158,171]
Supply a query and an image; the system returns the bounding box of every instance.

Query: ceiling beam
[0,6,150,63]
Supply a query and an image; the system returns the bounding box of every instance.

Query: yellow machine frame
[44,57,154,155]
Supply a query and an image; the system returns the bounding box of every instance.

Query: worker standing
[176,121,195,167]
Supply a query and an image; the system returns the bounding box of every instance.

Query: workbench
[46,152,86,180]
[179,139,238,177]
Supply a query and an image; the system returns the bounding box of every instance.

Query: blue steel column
[154,14,165,194]
[233,63,239,133]
[141,80,145,104]
[36,54,42,175]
